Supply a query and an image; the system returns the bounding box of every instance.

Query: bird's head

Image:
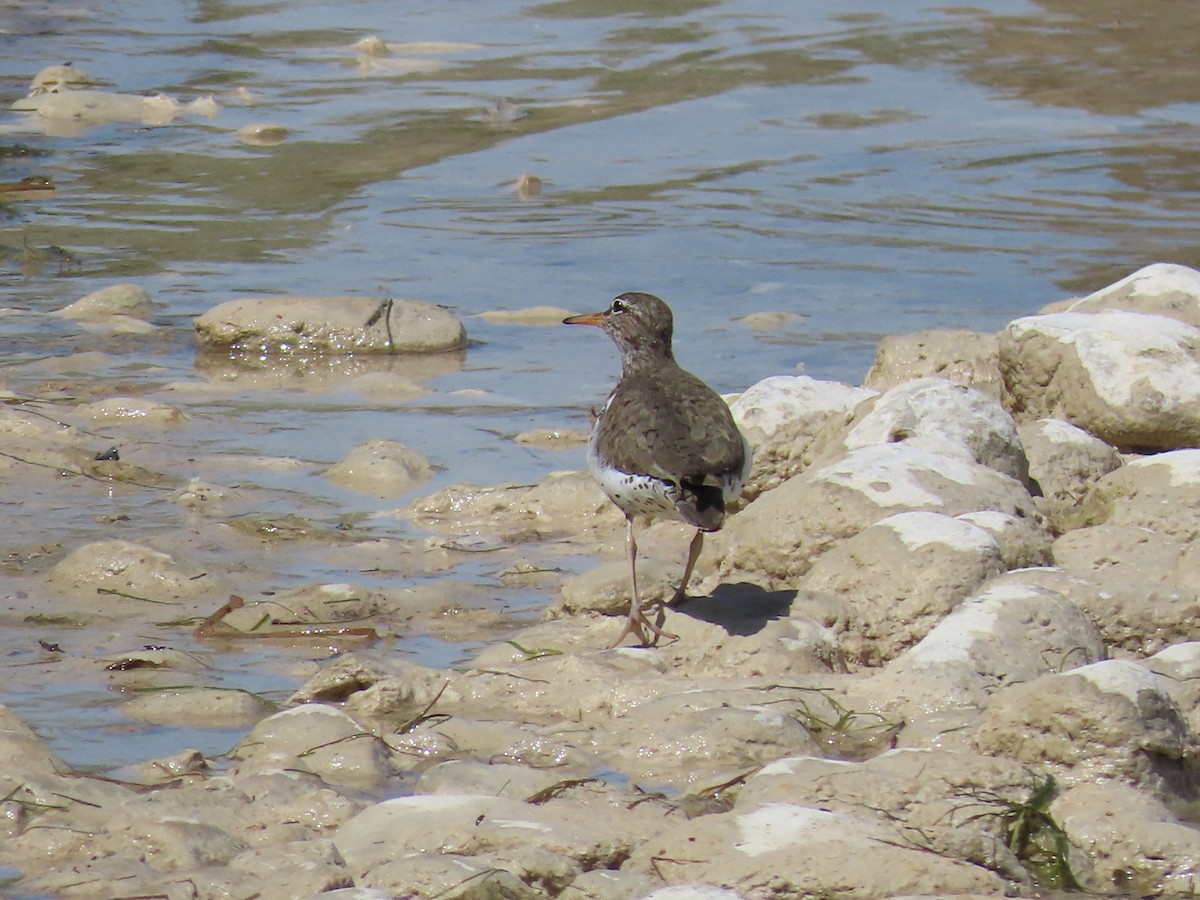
[563,291,675,368]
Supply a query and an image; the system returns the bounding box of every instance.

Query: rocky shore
[6,264,1200,897]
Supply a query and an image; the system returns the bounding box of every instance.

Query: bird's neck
[620,343,676,376]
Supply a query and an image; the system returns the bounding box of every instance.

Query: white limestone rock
[1045,262,1200,328]
[324,439,434,497]
[1018,417,1123,531]
[802,511,1008,667]
[709,442,1041,590]
[1084,449,1200,543]
[864,328,1003,400]
[975,659,1197,793]
[728,375,875,501]
[866,578,1105,713]
[1000,309,1200,449]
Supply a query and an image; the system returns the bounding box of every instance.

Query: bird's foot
[666,585,691,608]
[607,602,678,649]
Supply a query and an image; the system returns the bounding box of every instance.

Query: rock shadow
[674,582,795,637]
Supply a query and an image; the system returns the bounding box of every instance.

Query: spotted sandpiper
[564,292,752,647]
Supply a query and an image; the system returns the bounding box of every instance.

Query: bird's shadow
[672,582,795,637]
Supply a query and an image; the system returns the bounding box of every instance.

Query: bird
[564,292,752,647]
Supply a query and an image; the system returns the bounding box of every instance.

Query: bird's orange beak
[563,311,606,327]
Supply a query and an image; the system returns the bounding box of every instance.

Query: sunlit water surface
[2,0,1200,770]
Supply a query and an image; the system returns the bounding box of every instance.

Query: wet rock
[121,687,275,727]
[230,769,365,838]
[415,760,563,799]
[864,328,1003,400]
[231,704,396,788]
[29,62,100,92]
[835,377,1029,484]
[228,839,353,896]
[1000,309,1200,449]
[604,695,819,788]
[54,283,156,320]
[289,652,452,726]
[728,375,875,501]
[1083,449,1200,543]
[709,442,1040,590]
[407,469,622,541]
[168,478,234,514]
[736,749,1034,883]
[0,704,68,779]
[1051,523,1200,655]
[334,794,639,895]
[194,296,466,354]
[1053,780,1200,894]
[1043,262,1200,328]
[324,438,433,497]
[127,748,209,785]
[13,90,215,129]
[45,539,215,608]
[802,511,1008,667]
[72,396,187,428]
[975,659,1198,794]
[236,122,289,145]
[1019,417,1122,531]
[626,801,1008,898]
[735,310,805,330]
[868,578,1105,713]
[514,426,590,449]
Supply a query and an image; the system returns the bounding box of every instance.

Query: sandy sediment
[6,266,1200,897]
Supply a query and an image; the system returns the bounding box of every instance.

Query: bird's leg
[608,516,678,649]
[668,529,705,606]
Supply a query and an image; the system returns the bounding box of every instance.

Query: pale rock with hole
[1018,417,1123,530]
[999,308,1200,449]
[1050,523,1200,656]
[708,442,1041,589]
[974,659,1198,794]
[864,329,1003,400]
[625,802,1009,898]
[862,578,1105,714]
[802,511,1008,667]
[194,296,466,354]
[1041,262,1200,328]
[288,652,454,727]
[727,375,876,501]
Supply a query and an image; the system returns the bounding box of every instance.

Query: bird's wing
[600,368,746,484]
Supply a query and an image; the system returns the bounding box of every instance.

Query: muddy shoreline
[6,266,1200,897]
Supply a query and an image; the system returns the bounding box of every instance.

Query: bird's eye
[610,298,626,314]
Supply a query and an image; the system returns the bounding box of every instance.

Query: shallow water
[2,0,1200,770]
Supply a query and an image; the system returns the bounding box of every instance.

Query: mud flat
[7,267,1200,897]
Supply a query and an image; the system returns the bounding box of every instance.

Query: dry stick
[192,595,377,642]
